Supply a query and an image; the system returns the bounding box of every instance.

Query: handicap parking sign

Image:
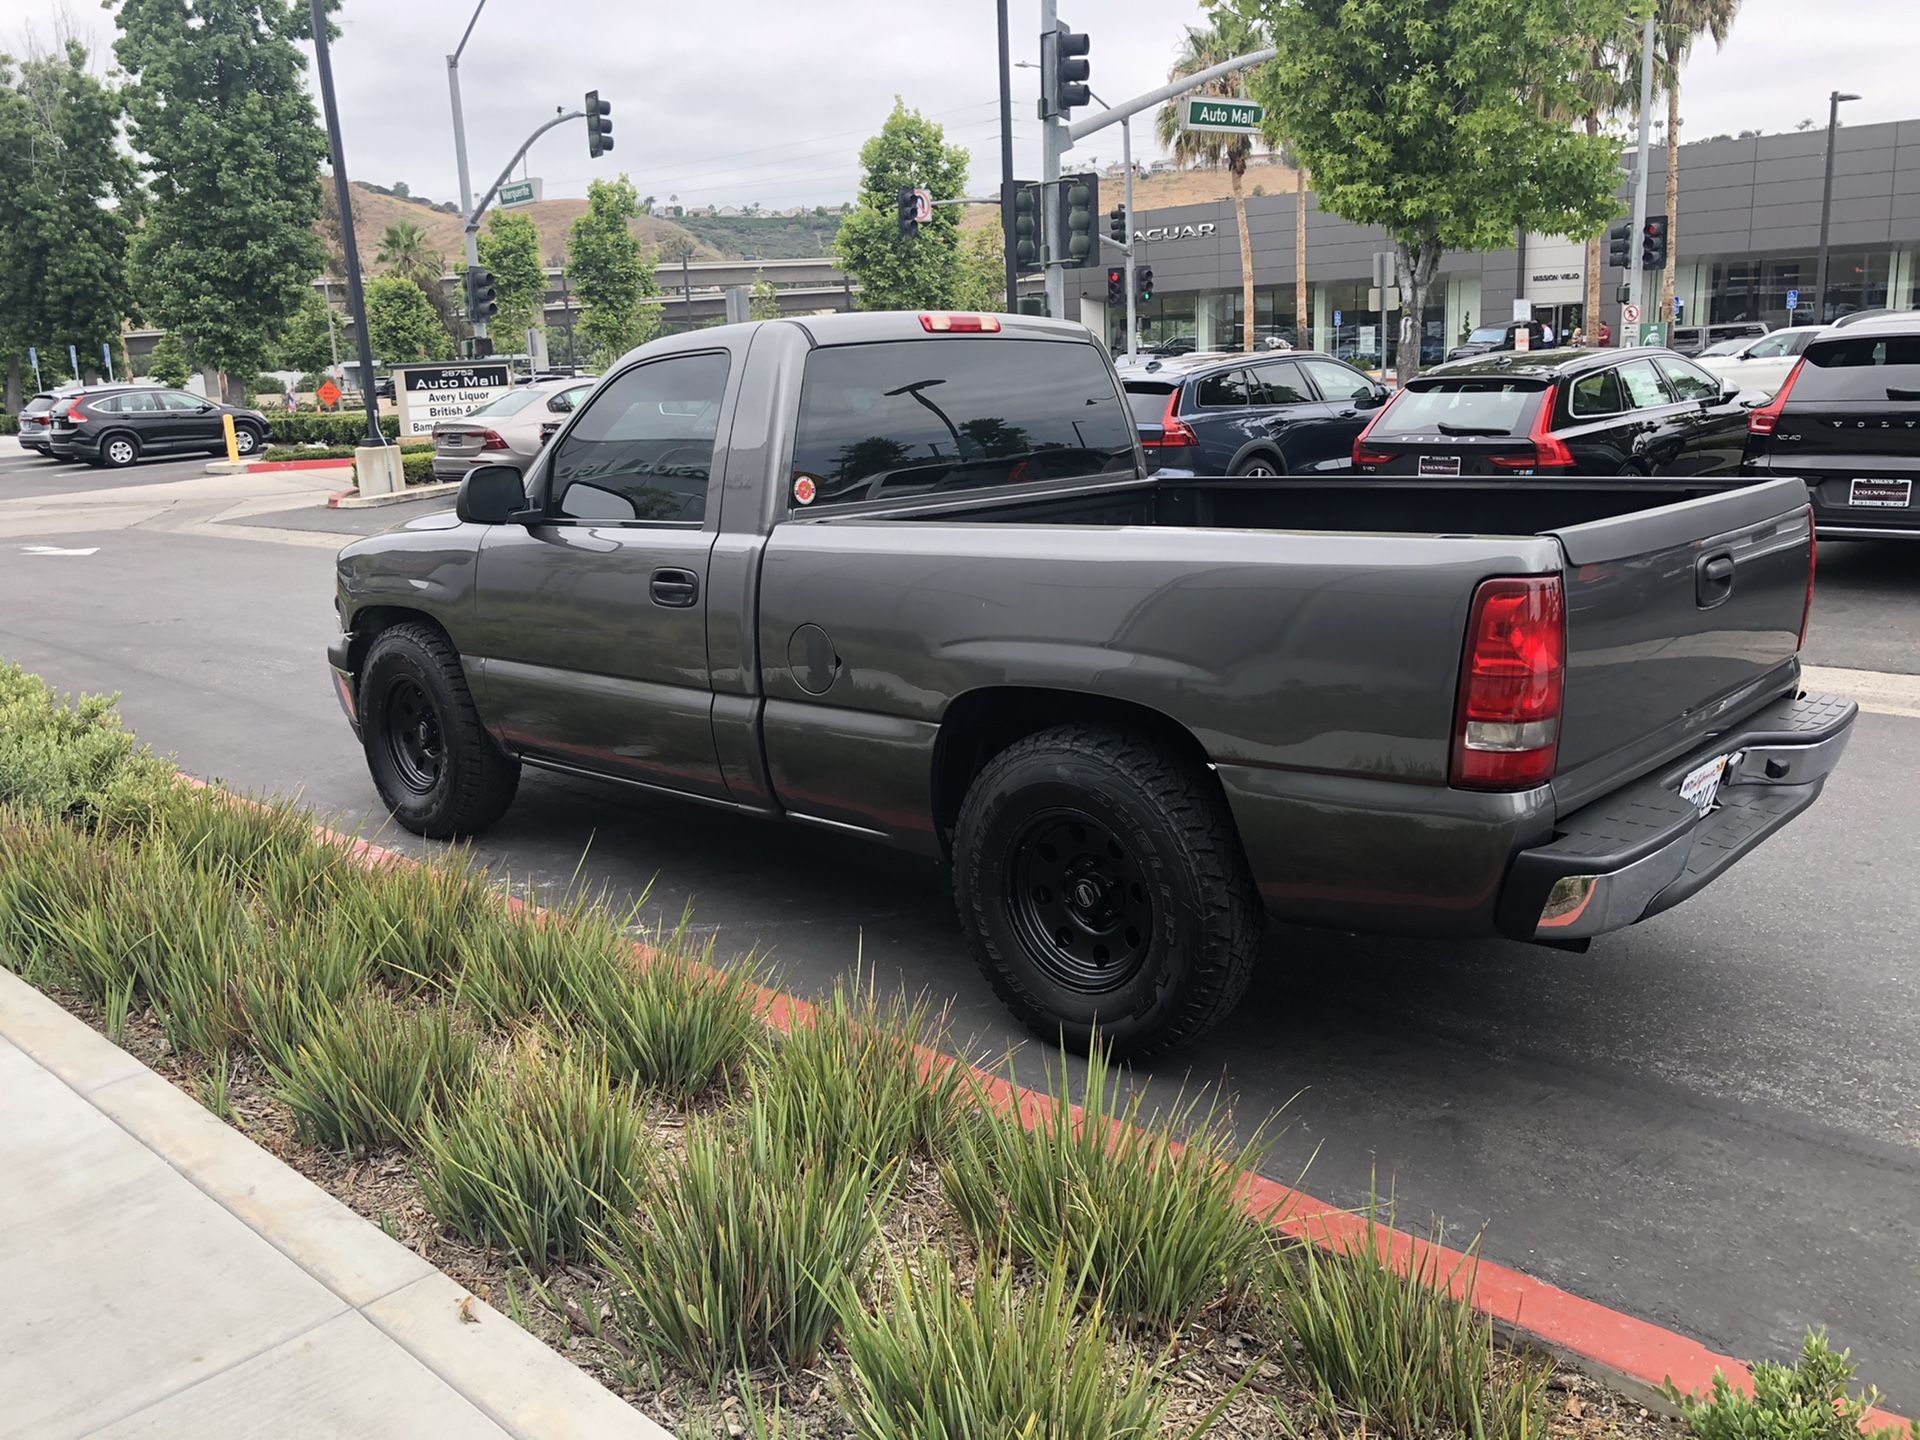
[1333,309,1342,328]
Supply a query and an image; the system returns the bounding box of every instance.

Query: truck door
[471,349,735,799]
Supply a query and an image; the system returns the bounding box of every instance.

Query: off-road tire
[952,723,1261,1058]
[359,621,519,838]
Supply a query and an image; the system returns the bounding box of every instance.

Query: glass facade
[1707,250,1892,327]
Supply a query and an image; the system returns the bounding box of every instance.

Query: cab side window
[1617,359,1675,409]
[1196,370,1257,408]
[547,353,729,524]
[1568,368,1625,417]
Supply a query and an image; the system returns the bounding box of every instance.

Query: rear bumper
[1745,463,1920,539]
[1494,690,1856,942]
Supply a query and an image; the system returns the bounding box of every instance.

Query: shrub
[0,664,170,826]
[596,1094,889,1377]
[0,413,18,435]
[1667,1330,1914,1440]
[1269,1203,1549,1440]
[267,991,479,1151]
[452,895,635,1031]
[838,1247,1199,1440]
[564,936,763,1099]
[419,1039,645,1268]
[271,411,400,445]
[354,856,494,992]
[263,444,356,463]
[239,917,375,1069]
[753,975,959,1181]
[402,449,437,485]
[0,815,119,983]
[939,1046,1275,1328]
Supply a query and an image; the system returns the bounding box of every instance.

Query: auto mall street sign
[1132,221,1218,243]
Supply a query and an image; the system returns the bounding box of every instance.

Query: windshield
[1466,327,1509,345]
[465,389,541,419]
[1370,379,1546,437]
[1791,333,1920,403]
[1699,339,1747,357]
[1123,382,1176,424]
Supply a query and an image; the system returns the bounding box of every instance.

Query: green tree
[479,210,547,347]
[832,100,971,311]
[748,269,781,321]
[565,175,660,363]
[1653,0,1741,325]
[0,37,140,410]
[951,225,1008,313]
[376,219,457,335]
[146,331,191,387]
[114,0,329,398]
[364,275,451,365]
[1224,0,1633,380]
[1158,22,1262,353]
[273,289,336,375]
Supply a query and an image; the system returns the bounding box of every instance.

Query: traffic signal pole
[1039,0,1067,320]
[447,0,489,345]
[309,0,382,446]
[996,0,1017,309]
[1627,10,1656,330]
[1122,114,1137,362]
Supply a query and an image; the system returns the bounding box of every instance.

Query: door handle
[649,568,700,608]
[1696,550,1735,608]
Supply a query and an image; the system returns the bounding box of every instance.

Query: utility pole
[1039,0,1067,319]
[447,0,489,350]
[1627,10,1656,331]
[1122,114,1137,361]
[1814,90,1862,323]
[996,0,1017,310]
[309,0,382,447]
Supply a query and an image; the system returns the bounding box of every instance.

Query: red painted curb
[244,458,355,473]
[325,489,354,509]
[175,775,1912,1432]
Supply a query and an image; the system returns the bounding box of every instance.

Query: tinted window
[548,384,594,414]
[1617,359,1674,409]
[790,338,1133,508]
[1253,361,1309,404]
[470,388,541,418]
[159,392,204,411]
[1671,329,1702,350]
[548,352,729,523]
[1568,368,1625,417]
[1196,369,1257,407]
[1369,380,1544,437]
[1467,327,1508,344]
[1659,358,1721,402]
[1298,358,1375,402]
[23,396,54,416]
[1791,334,1920,403]
[1124,381,1175,424]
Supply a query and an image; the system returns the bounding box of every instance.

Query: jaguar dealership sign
[1132,221,1218,243]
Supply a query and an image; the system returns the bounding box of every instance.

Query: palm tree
[1271,139,1309,349]
[1568,31,1639,336]
[376,220,454,335]
[1653,0,1741,326]
[1157,23,1261,353]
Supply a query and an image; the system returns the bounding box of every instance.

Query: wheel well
[346,605,447,679]
[1230,442,1284,474]
[931,686,1228,853]
[98,428,138,454]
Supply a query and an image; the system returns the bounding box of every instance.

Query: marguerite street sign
[1182,97,1264,134]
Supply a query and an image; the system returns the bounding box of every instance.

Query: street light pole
[1627,10,1656,328]
[1814,90,1861,323]
[309,0,382,447]
[448,0,489,349]
[996,0,1017,310]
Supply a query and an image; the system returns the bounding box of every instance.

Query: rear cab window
[789,338,1135,509]
[1370,379,1545,438]
[1790,333,1920,404]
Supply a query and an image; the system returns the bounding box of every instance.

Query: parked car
[1118,350,1390,475]
[16,388,79,456]
[431,376,597,482]
[328,309,1851,1056]
[1744,310,1920,540]
[1693,325,1825,397]
[46,385,269,467]
[1446,319,1548,362]
[1668,321,1769,357]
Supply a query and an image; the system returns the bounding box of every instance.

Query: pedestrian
[1570,325,1587,348]
[1597,317,1613,346]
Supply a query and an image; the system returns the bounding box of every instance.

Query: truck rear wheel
[359,621,519,839]
[952,723,1260,1058]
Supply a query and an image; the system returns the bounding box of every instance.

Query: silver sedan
[432,376,596,481]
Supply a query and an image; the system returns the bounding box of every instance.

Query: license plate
[1418,454,1461,477]
[1679,751,1738,816]
[1848,478,1911,508]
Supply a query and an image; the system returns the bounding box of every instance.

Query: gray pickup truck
[330,311,1856,1055]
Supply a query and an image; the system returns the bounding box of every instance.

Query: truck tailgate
[1546,477,1812,813]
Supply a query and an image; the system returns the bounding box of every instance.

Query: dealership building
[1069,117,1920,362]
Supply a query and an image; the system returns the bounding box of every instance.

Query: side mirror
[1369,383,1391,406]
[456,464,530,525]
[197,402,215,412]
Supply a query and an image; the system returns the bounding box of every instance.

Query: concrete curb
[0,970,668,1440]
[328,480,458,510]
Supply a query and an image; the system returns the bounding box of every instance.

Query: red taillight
[479,430,508,450]
[61,393,87,419]
[1798,503,1816,649]
[1489,385,1574,469]
[918,312,1001,333]
[1747,357,1804,437]
[1351,392,1400,467]
[1140,387,1197,449]
[1451,575,1566,791]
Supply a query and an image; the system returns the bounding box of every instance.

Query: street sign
[1181,96,1264,134]
[497,178,543,208]
[912,186,932,224]
[1640,323,1666,347]
[316,379,342,407]
[1332,308,1342,328]
[1621,302,1641,326]
[392,361,514,438]
[1786,288,1799,313]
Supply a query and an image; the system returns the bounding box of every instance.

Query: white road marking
[1802,665,1920,720]
[20,545,100,556]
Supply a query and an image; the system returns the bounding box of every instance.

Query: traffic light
[897,187,920,239]
[1006,182,1042,274]
[1607,221,1632,269]
[1640,214,1668,270]
[1056,172,1097,266]
[1137,266,1154,304]
[585,91,613,159]
[1042,22,1091,118]
[1107,267,1123,304]
[465,265,497,324]
[1108,206,1126,247]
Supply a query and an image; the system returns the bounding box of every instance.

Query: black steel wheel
[380,675,446,795]
[1006,809,1154,993]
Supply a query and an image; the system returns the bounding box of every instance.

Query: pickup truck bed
[331,311,1854,1055]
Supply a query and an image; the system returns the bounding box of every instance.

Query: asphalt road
[3,459,1916,1404]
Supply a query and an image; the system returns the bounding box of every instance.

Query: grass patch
[564,929,763,1098]
[1269,1202,1549,1440]
[356,855,495,993]
[420,1038,646,1269]
[451,893,637,1031]
[939,1045,1276,1329]
[1666,1330,1914,1440]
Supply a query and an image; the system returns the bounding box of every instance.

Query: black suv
[1744,311,1920,540]
[1352,346,1751,478]
[1119,351,1390,475]
[46,386,270,467]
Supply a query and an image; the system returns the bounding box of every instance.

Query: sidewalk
[0,971,665,1440]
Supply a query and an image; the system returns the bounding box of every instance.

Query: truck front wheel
[952,723,1260,1058]
[358,621,519,839]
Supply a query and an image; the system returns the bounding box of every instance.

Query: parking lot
[3,445,1916,1404]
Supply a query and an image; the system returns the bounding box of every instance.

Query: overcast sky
[6,0,1913,211]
